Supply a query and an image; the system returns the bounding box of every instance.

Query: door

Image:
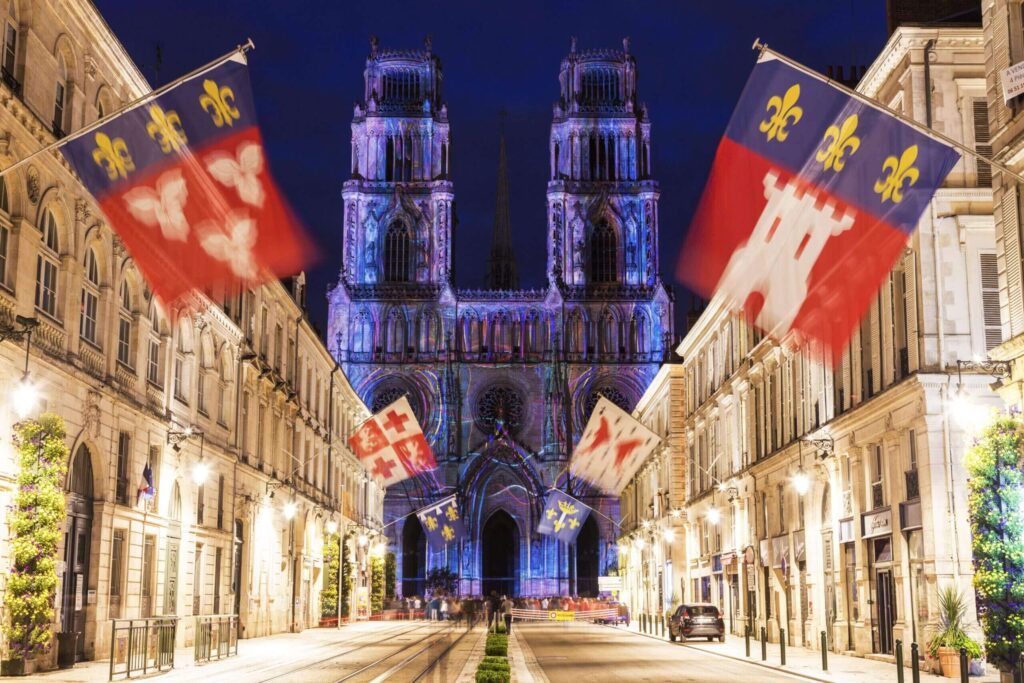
[63,445,94,660]
[164,533,180,614]
[876,570,896,654]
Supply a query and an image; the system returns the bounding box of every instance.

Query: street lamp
[662,528,676,543]
[283,500,298,520]
[792,469,811,496]
[191,461,210,486]
[2,316,40,417]
[168,425,207,484]
[326,519,339,535]
[706,507,721,525]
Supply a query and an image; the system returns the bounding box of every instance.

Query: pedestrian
[541,596,549,610]
[488,591,500,630]
[501,594,514,634]
[441,597,449,621]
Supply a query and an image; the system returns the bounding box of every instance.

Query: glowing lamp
[283,501,297,520]
[371,541,386,557]
[326,519,338,535]
[670,508,682,519]
[358,534,369,547]
[662,528,676,543]
[792,470,811,496]
[706,507,721,525]
[618,543,629,554]
[634,537,646,550]
[192,461,210,486]
[12,377,39,418]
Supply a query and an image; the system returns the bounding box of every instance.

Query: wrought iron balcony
[904,468,920,501]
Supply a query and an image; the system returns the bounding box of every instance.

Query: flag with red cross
[571,397,660,494]
[348,395,437,487]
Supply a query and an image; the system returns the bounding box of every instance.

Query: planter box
[937,647,960,679]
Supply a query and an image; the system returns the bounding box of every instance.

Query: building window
[217,474,225,530]
[196,482,205,526]
[213,547,223,614]
[980,252,1003,351]
[174,355,185,400]
[871,444,885,509]
[117,282,133,366]
[589,220,617,283]
[776,483,785,535]
[109,529,125,618]
[2,20,17,88]
[257,403,266,464]
[197,371,207,414]
[241,392,250,458]
[192,542,203,615]
[35,210,59,317]
[53,61,66,138]
[383,221,411,283]
[115,432,130,505]
[141,534,156,618]
[905,430,920,501]
[80,248,100,345]
[148,339,161,385]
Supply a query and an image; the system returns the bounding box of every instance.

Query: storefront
[862,507,895,655]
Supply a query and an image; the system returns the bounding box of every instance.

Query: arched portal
[482,511,518,597]
[402,516,427,597]
[576,515,600,597]
[63,444,94,660]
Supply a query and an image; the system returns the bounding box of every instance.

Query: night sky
[94,0,888,334]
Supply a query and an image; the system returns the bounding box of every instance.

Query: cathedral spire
[486,113,518,290]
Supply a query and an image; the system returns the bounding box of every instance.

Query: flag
[415,494,465,548]
[537,489,591,544]
[571,397,660,494]
[348,396,437,487]
[136,462,155,505]
[677,51,960,359]
[60,51,314,308]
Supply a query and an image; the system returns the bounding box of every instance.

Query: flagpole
[0,38,256,180]
[751,38,1024,186]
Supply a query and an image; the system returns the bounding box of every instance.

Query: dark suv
[668,604,725,642]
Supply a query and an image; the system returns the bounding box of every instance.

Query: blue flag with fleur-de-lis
[415,494,465,548]
[537,489,591,544]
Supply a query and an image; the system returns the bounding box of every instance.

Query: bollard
[660,615,665,638]
[745,626,751,657]
[895,640,904,683]
[911,642,921,683]
[959,648,968,683]
[1018,652,1024,683]
[821,631,828,671]
[780,628,786,666]
[761,626,767,661]
[641,614,645,633]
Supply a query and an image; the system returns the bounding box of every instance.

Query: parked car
[668,604,725,642]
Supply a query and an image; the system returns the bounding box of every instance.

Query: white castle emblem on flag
[716,170,856,335]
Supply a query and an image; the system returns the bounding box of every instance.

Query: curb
[604,624,836,683]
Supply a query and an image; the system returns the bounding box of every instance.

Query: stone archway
[576,515,600,597]
[402,516,427,597]
[482,510,518,597]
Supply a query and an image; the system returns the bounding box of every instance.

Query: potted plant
[927,585,983,678]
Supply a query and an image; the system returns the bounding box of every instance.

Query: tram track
[250,621,442,683]
[357,620,476,683]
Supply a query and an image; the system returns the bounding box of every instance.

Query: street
[515,622,800,682]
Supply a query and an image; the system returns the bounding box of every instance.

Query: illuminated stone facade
[328,38,673,597]
[0,0,380,670]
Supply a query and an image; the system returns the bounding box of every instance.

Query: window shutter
[973,99,992,188]
[980,252,1003,351]
[992,3,1015,129]
[903,250,919,371]
[1001,186,1024,336]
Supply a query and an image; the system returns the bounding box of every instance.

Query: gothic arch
[384,307,406,354]
[588,216,619,284]
[382,219,413,283]
[36,187,71,255]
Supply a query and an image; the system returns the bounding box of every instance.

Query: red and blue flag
[60,53,313,308]
[677,52,960,359]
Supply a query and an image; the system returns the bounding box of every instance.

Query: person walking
[501,595,514,634]
[440,597,449,621]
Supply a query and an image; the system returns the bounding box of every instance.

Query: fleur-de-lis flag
[60,51,314,308]
[537,489,591,544]
[415,495,465,549]
[677,50,960,360]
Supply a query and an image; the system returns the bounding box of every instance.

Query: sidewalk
[617,621,1001,683]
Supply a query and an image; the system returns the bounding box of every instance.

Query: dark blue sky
[95,0,888,332]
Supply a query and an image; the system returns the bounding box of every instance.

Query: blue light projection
[327,38,673,597]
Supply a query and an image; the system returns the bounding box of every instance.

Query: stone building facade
[620,24,999,666]
[328,38,673,598]
[0,0,381,670]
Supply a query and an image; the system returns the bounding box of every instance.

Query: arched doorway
[63,445,94,660]
[402,516,427,597]
[482,511,518,597]
[164,482,182,615]
[576,516,600,597]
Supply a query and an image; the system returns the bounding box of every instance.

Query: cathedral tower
[341,36,454,289]
[485,119,518,290]
[547,37,658,289]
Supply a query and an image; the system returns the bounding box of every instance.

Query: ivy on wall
[965,415,1024,672]
[340,535,352,619]
[385,552,396,601]
[3,415,69,662]
[321,533,340,618]
[370,555,385,614]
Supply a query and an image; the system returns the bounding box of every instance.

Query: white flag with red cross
[571,397,660,495]
[348,396,437,487]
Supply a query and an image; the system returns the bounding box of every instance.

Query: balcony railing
[108,617,178,681]
[1,67,20,96]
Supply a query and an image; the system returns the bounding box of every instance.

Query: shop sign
[745,564,756,588]
[1004,61,1024,102]
[598,575,622,591]
[861,507,892,539]
[900,500,922,531]
[838,517,855,543]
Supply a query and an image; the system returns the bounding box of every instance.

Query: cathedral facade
[327,38,673,597]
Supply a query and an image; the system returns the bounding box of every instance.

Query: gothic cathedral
[328,37,673,597]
